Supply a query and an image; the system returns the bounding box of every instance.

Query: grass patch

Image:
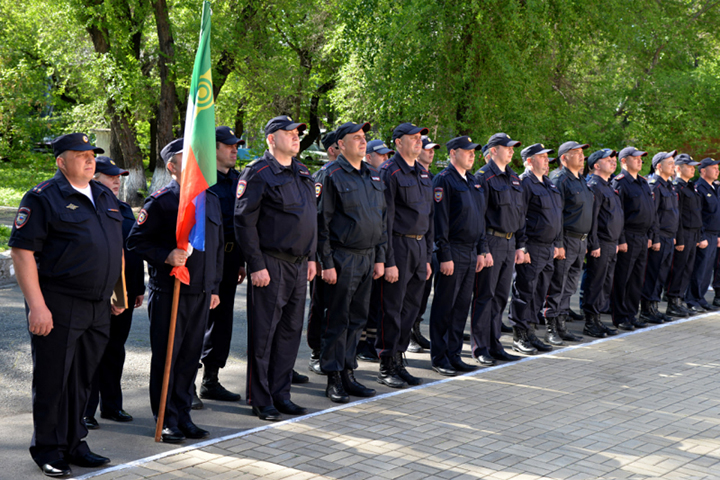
[0,225,11,252]
[0,152,57,207]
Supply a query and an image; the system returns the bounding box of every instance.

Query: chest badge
[420,173,429,179]
[14,207,31,229]
[474,184,481,189]
[236,180,247,198]
[372,176,380,182]
[434,187,443,203]
[315,182,323,198]
[66,203,79,210]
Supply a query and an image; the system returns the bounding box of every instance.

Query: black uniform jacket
[516,171,562,249]
[612,169,656,244]
[119,201,146,299]
[475,160,525,238]
[648,176,679,243]
[587,175,624,250]
[674,177,703,246]
[694,177,720,241]
[550,166,594,245]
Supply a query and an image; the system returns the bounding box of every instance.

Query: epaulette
[714,180,720,186]
[151,186,171,198]
[32,180,52,194]
[247,158,264,168]
[381,160,393,169]
[368,165,379,173]
[614,174,625,181]
[476,168,486,176]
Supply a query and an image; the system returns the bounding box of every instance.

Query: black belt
[487,228,513,239]
[333,245,374,255]
[565,231,588,241]
[263,250,308,264]
[393,232,424,241]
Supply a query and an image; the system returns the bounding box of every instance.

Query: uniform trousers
[246,254,307,406]
[713,246,720,294]
[612,231,649,324]
[470,235,515,357]
[545,235,586,319]
[363,279,382,346]
[641,235,674,303]
[686,232,719,307]
[29,290,110,466]
[148,288,209,429]
[583,241,618,315]
[667,229,699,298]
[509,243,555,330]
[376,236,427,357]
[320,249,375,372]
[429,246,475,367]
[306,278,326,352]
[417,269,434,324]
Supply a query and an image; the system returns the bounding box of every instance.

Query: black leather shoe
[83,416,99,430]
[431,364,458,376]
[713,295,720,307]
[687,304,705,315]
[615,321,635,331]
[395,352,422,385]
[161,426,186,443]
[200,382,241,401]
[40,460,71,477]
[631,317,648,328]
[597,318,618,336]
[68,451,111,468]
[640,310,663,324]
[527,330,553,352]
[100,409,133,422]
[274,399,308,415]
[178,421,209,439]
[407,337,424,353]
[701,303,719,312]
[500,323,513,333]
[512,328,538,355]
[356,340,380,362]
[410,321,431,349]
[341,369,376,397]
[191,386,203,410]
[474,354,496,366]
[490,349,521,362]
[326,372,350,403]
[308,350,325,375]
[450,357,477,372]
[545,318,564,346]
[463,333,471,341]
[292,369,309,384]
[377,356,406,388]
[583,319,607,338]
[252,405,282,421]
[568,309,584,321]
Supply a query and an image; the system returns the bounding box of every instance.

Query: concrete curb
[0,251,16,287]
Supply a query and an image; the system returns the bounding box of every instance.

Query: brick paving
[80,314,720,480]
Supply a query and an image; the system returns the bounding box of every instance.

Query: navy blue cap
[699,157,720,169]
[558,141,589,157]
[392,123,429,141]
[161,138,184,164]
[95,156,128,176]
[549,157,558,164]
[486,133,521,148]
[264,115,307,136]
[446,136,481,153]
[587,148,618,169]
[321,131,337,151]
[53,133,104,157]
[422,135,440,150]
[618,146,647,160]
[674,153,700,166]
[651,150,677,169]
[216,126,245,146]
[481,144,489,156]
[335,122,370,142]
[521,143,554,161]
[366,139,394,155]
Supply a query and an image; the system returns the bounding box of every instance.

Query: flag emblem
[15,207,31,229]
[315,182,322,198]
[434,187,443,202]
[237,180,247,198]
[137,209,148,225]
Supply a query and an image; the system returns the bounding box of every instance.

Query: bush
[0,152,57,207]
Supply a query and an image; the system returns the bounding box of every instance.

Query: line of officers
[10,118,720,477]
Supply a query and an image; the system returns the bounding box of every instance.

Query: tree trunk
[149,114,158,172]
[109,107,147,206]
[300,81,335,153]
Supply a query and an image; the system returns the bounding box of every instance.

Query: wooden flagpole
[154,276,182,442]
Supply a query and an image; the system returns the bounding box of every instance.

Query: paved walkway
[80,313,720,480]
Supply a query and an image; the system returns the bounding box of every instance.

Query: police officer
[583,149,622,338]
[84,156,145,429]
[127,138,223,443]
[544,141,592,345]
[317,121,386,401]
[509,143,561,354]
[471,133,526,366]
[10,133,123,476]
[666,154,702,317]
[410,135,440,353]
[429,136,487,376]
[376,122,433,388]
[640,151,680,324]
[235,116,317,420]
[365,139,394,169]
[685,157,720,313]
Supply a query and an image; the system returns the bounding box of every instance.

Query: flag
[171,0,217,285]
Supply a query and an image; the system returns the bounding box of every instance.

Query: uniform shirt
[317,154,387,269]
[9,170,123,301]
[673,177,703,246]
[381,153,434,267]
[127,180,223,295]
[612,169,656,243]
[234,151,317,274]
[550,166,594,243]
[119,201,146,299]
[475,160,525,237]
[694,177,720,239]
[313,160,335,205]
[432,162,487,261]
[648,175,679,242]
[516,171,563,249]
[210,168,240,241]
[587,175,624,250]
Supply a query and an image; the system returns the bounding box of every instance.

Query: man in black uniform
[471,133,526,366]
[666,154,702,317]
[509,143,561,354]
[84,156,145,429]
[10,133,122,476]
[583,149,622,338]
[544,141,592,345]
[317,121,386,401]
[685,157,720,312]
[127,138,223,443]
[429,136,487,376]
[640,151,679,324]
[611,147,656,330]
[376,122,433,388]
[235,116,317,420]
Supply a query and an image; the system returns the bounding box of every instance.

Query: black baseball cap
[160,138,184,164]
[587,148,618,169]
[392,123,429,141]
[558,141,589,157]
[486,133,521,148]
[699,157,720,169]
[335,122,370,142]
[674,153,700,166]
[521,143,554,161]
[53,133,104,157]
[446,136,482,153]
[366,140,394,155]
[321,131,337,151]
[618,146,647,160]
[481,144,489,156]
[94,156,128,176]
[264,115,307,136]
[651,150,678,169]
[422,135,440,150]
[216,126,245,146]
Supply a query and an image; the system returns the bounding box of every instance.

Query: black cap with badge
[366,139,394,155]
[446,136,482,153]
[618,146,647,160]
[216,126,245,146]
[651,150,678,169]
[674,153,700,166]
[160,138,184,164]
[422,135,440,150]
[335,121,370,142]
[699,157,720,169]
[520,143,554,161]
[321,131,337,151]
[264,115,307,136]
[587,148,618,169]
[558,141,590,158]
[392,122,429,142]
[52,133,104,157]
[95,156,129,176]
[486,132,521,148]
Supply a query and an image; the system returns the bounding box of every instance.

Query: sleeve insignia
[434,187,444,203]
[236,180,248,198]
[315,182,323,198]
[137,208,148,225]
[14,207,31,229]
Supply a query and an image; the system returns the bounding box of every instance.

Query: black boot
[200,366,241,401]
[341,369,376,397]
[557,314,583,341]
[356,340,380,362]
[410,321,431,350]
[666,297,689,318]
[583,313,607,338]
[640,300,663,324]
[309,350,325,375]
[545,317,564,346]
[325,372,350,403]
[568,309,584,321]
[595,315,617,336]
[526,325,552,352]
[377,355,406,388]
[394,352,422,386]
[512,327,538,355]
[651,301,672,323]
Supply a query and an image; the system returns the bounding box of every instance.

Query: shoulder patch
[151,186,170,198]
[315,182,323,198]
[615,174,625,181]
[236,180,248,198]
[14,207,31,229]
[137,208,148,225]
[32,180,51,194]
[434,187,444,203]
